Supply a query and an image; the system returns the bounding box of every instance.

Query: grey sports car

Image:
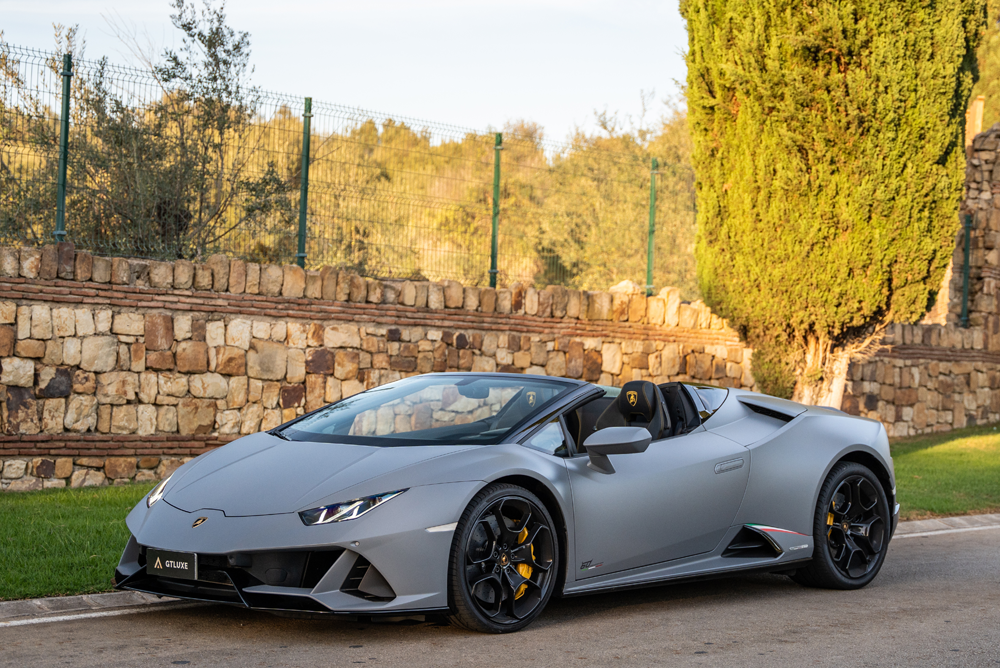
[115,373,898,633]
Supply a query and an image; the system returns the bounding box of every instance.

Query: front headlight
[299,489,406,526]
[147,474,172,508]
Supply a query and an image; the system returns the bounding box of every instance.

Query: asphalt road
[2,529,998,668]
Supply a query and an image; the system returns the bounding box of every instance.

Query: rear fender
[732,414,886,535]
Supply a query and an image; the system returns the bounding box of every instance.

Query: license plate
[147,548,198,581]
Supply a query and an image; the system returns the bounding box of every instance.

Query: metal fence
[0,43,694,291]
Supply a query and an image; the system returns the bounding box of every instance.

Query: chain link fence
[1,42,696,292]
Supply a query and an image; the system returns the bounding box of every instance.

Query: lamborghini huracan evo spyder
[115,373,898,633]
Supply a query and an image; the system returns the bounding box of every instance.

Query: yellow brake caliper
[515,526,533,599]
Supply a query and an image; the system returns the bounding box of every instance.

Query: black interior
[613,380,669,439]
[565,382,702,453]
[564,396,618,450]
[658,382,702,436]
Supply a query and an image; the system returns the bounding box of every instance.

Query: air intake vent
[341,556,396,601]
[744,403,794,422]
[738,396,805,422]
[722,526,783,559]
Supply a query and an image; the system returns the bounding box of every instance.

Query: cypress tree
[681,0,985,402]
[972,0,1000,127]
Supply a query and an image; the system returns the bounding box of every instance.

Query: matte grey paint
[164,435,476,516]
[117,373,896,616]
[567,429,750,577]
[582,426,651,473]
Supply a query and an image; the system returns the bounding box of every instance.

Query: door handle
[714,458,744,474]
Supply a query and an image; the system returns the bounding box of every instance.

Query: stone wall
[841,322,1000,436]
[6,127,1000,487]
[0,245,754,491]
[839,125,1000,436]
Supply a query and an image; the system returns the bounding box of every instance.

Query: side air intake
[737,396,806,423]
[722,526,783,559]
[341,556,396,601]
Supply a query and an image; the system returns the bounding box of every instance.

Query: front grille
[136,545,343,589]
[123,544,396,611]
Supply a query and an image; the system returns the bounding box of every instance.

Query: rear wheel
[447,483,558,633]
[790,462,890,589]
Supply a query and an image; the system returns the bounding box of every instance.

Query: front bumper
[115,481,481,616]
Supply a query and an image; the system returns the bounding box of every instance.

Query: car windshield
[280,374,577,446]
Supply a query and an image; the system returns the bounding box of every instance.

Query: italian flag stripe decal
[747,524,807,536]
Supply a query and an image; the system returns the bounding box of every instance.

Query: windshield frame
[276,373,583,447]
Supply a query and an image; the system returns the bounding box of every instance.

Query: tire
[447,483,559,633]
[790,462,891,589]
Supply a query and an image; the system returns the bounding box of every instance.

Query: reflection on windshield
[282,375,575,446]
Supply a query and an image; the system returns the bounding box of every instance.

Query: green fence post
[296,97,313,269]
[646,157,659,296]
[489,133,502,288]
[54,53,73,243]
[961,212,972,328]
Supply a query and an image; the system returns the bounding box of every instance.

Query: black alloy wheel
[826,475,886,578]
[448,483,558,633]
[790,462,891,589]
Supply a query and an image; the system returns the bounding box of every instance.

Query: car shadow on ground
[151,571,803,640]
[132,538,937,643]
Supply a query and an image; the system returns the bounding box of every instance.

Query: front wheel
[790,462,890,589]
[447,483,559,633]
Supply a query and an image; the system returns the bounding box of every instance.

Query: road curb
[0,590,194,624]
[894,512,1000,536]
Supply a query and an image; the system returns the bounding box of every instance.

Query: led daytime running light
[147,474,172,508]
[299,489,406,526]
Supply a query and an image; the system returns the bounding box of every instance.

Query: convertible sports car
[115,373,898,633]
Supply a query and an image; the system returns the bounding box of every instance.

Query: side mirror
[582,427,652,474]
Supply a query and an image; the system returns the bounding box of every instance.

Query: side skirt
[560,558,812,598]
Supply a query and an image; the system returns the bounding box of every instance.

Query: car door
[566,428,750,579]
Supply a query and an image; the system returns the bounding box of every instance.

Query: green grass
[1,426,998,601]
[0,484,151,601]
[891,424,1000,520]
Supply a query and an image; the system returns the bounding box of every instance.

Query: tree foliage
[682,0,985,400]
[537,110,697,294]
[0,3,295,259]
[1,4,698,294]
[973,0,1000,127]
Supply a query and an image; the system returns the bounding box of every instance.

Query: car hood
[164,432,475,516]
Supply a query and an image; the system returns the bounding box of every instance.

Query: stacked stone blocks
[0,246,752,490]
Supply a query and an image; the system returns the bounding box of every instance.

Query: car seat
[593,380,669,441]
[659,382,701,436]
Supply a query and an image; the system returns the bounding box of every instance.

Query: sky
[0,0,690,143]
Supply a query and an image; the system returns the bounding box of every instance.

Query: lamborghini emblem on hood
[626,391,638,407]
[526,391,536,407]
[192,517,207,528]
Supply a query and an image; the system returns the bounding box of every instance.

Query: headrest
[618,381,659,422]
